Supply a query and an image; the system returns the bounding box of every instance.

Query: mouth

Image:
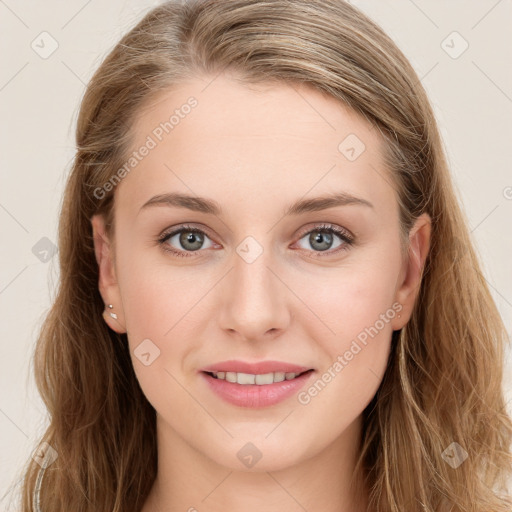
[199,368,316,408]
[202,368,314,385]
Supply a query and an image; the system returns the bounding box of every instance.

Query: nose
[217,247,291,342]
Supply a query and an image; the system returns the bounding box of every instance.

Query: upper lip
[200,360,314,375]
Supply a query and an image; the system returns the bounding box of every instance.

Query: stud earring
[398,314,401,318]
[107,304,118,320]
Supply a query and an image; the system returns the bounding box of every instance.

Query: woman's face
[92,73,430,472]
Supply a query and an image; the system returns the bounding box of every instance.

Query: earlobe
[101,303,126,334]
[91,214,127,334]
[392,213,432,330]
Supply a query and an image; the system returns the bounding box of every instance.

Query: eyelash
[157,223,354,259]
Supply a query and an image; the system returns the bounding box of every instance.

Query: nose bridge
[218,236,290,339]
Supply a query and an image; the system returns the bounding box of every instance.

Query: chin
[203,435,310,473]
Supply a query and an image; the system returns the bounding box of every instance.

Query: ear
[391,213,431,330]
[91,214,126,334]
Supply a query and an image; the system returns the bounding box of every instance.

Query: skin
[92,72,431,512]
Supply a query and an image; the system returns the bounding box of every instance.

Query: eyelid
[295,222,353,242]
[159,222,216,241]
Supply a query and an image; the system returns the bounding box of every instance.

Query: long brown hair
[10,1,512,510]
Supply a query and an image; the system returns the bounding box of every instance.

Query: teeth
[211,371,306,385]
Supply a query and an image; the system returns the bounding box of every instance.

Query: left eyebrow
[137,191,374,217]
[284,192,374,215]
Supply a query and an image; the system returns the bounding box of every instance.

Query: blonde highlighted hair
[10,0,512,510]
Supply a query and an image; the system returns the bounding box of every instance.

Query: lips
[199,366,315,408]
[200,360,313,375]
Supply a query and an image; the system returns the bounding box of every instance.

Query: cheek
[304,253,401,345]
[294,267,399,427]
[297,246,401,396]
[115,241,199,336]
[116,263,201,414]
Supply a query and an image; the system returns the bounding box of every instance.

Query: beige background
[1,0,511,507]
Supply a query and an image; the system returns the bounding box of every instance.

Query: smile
[200,369,315,408]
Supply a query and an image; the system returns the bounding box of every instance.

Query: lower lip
[199,370,315,408]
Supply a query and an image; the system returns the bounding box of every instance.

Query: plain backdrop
[1,0,511,508]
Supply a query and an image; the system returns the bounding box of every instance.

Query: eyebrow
[138,191,374,216]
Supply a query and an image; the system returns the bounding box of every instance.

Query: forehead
[116,73,395,219]
[131,73,380,149]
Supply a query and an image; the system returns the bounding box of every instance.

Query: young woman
[15,0,512,510]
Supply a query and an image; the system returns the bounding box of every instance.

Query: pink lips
[199,359,315,408]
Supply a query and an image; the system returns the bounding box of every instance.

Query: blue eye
[296,224,354,255]
[158,225,214,257]
[157,223,354,258]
